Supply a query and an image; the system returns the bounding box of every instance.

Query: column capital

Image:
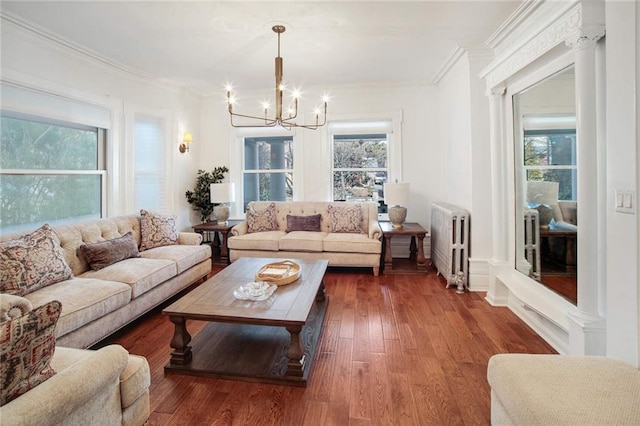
[485,85,506,99]
[565,26,605,51]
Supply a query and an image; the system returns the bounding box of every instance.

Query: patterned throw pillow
[0,224,73,296]
[0,300,61,406]
[286,214,322,232]
[140,209,178,251]
[79,232,140,270]
[247,203,278,233]
[328,204,363,233]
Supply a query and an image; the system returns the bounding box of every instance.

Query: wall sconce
[179,132,193,153]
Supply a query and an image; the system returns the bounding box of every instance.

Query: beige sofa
[487,354,640,425]
[0,344,150,426]
[0,214,211,349]
[228,201,382,276]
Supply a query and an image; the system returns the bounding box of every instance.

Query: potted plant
[185,166,230,222]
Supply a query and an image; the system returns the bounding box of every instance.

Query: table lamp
[210,183,235,224]
[383,181,410,228]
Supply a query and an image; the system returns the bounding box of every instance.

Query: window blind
[134,114,166,212]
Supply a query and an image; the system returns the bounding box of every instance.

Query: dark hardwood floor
[103,265,556,425]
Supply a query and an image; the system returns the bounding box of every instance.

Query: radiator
[523,209,541,281]
[430,202,470,293]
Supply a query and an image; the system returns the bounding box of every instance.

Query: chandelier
[225,25,329,130]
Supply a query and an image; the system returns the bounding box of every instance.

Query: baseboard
[468,257,490,292]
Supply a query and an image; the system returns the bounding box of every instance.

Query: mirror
[513,65,577,304]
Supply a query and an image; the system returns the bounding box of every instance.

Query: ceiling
[1,1,521,95]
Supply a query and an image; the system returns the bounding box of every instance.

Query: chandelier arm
[229,110,279,124]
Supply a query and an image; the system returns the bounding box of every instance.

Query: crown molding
[481,1,584,89]
[432,45,494,85]
[1,10,199,99]
[485,0,544,49]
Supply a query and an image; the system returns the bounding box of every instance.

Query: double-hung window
[242,136,294,209]
[523,128,577,201]
[134,114,167,212]
[331,133,388,205]
[329,116,401,216]
[0,112,106,233]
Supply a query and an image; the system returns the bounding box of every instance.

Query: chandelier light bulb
[225,25,329,130]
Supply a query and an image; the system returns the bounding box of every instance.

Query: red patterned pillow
[247,203,278,233]
[0,300,61,406]
[0,224,73,296]
[328,204,363,233]
[139,209,178,251]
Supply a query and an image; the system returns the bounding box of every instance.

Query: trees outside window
[0,113,105,233]
[331,133,388,211]
[524,129,577,201]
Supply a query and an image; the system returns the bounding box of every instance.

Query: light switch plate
[615,190,635,214]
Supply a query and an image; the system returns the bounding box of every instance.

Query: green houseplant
[185,166,230,222]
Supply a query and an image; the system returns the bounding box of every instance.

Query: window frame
[326,112,403,219]
[0,111,107,232]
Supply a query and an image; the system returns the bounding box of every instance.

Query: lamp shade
[182,132,193,143]
[383,182,410,206]
[210,182,235,204]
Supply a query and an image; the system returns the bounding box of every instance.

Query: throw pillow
[0,300,61,406]
[328,204,363,233]
[247,203,278,233]
[286,214,322,232]
[79,232,140,270]
[139,209,178,251]
[0,224,73,296]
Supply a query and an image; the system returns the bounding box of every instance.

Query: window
[134,114,166,212]
[0,112,106,233]
[242,136,293,209]
[523,129,577,200]
[331,133,388,203]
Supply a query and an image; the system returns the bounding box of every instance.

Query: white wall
[605,1,639,367]
[200,83,441,233]
[436,50,494,290]
[1,19,202,231]
[437,55,473,211]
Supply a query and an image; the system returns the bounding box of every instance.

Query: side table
[192,220,242,265]
[379,221,428,274]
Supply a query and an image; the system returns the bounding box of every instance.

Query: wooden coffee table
[162,257,329,386]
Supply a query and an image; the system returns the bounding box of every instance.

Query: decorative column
[565,27,606,355]
[485,85,510,305]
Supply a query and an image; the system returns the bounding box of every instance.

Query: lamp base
[213,204,230,224]
[388,205,407,228]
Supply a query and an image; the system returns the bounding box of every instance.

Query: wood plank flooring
[102,266,556,425]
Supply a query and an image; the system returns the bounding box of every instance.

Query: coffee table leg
[286,325,305,378]
[169,316,192,365]
[316,280,326,302]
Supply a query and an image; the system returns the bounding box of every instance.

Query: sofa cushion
[79,258,177,299]
[0,300,61,406]
[327,204,363,233]
[139,210,178,251]
[23,278,132,338]
[0,224,73,296]
[247,202,278,233]
[140,244,211,274]
[286,214,322,232]
[323,233,382,254]
[119,354,151,409]
[228,231,285,252]
[279,232,327,252]
[79,232,140,271]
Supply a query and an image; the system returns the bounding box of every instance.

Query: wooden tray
[255,260,301,286]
